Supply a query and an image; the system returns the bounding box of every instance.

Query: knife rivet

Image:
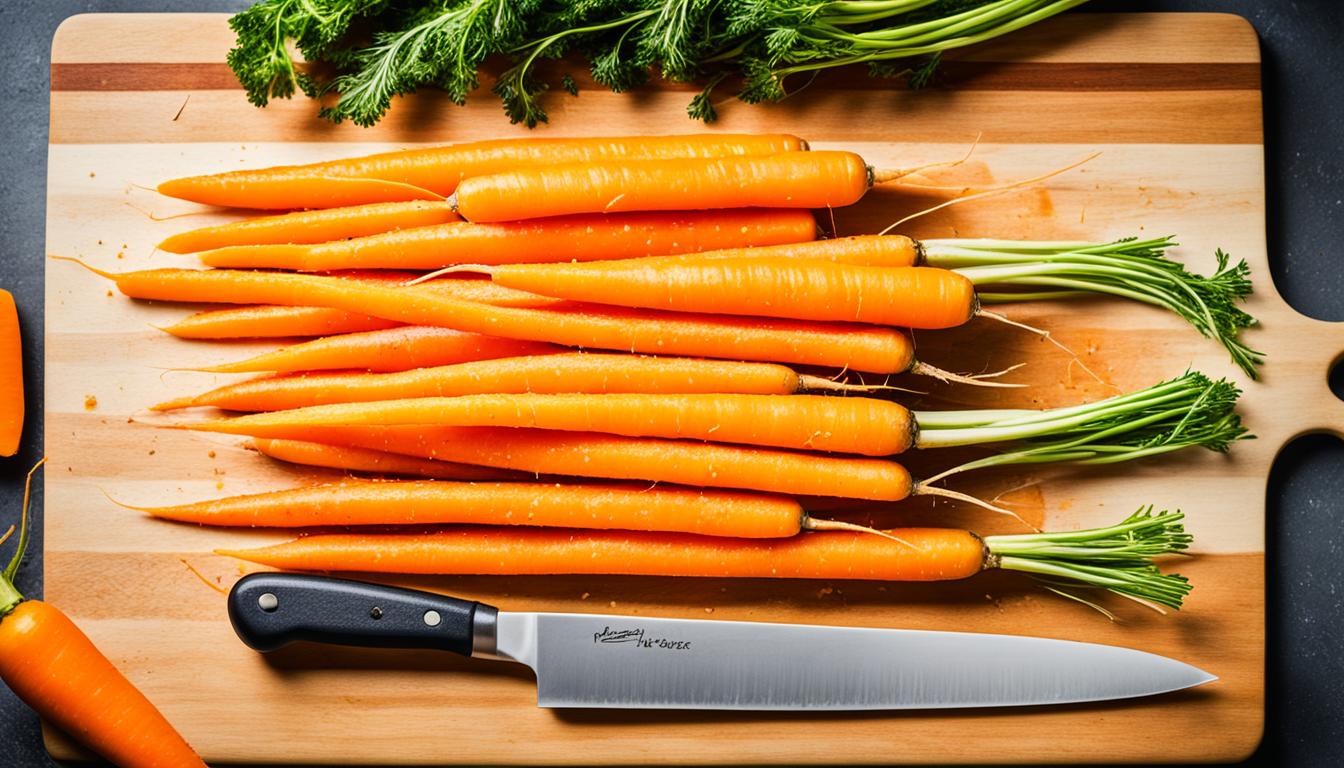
[257,593,278,612]
[370,607,383,620]
[423,610,442,627]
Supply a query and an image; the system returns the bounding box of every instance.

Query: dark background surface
[1,0,1341,765]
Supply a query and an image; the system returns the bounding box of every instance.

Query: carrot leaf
[227,0,1092,126]
[226,0,390,108]
[987,507,1193,611]
[926,236,1265,378]
[916,371,1250,482]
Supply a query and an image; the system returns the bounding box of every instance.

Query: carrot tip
[49,255,117,280]
[404,264,491,286]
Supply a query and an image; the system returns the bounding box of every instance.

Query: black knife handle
[227,573,495,657]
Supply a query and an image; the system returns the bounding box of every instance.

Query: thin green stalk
[917,375,1247,485]
[821,0,942,26]
[918,236,1262,377]
[914,373,1234,446]
[986,508,1193,610]
[771,0,1086,80]
[0,459,43,617]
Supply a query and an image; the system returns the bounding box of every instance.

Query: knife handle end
[227,572,492,657]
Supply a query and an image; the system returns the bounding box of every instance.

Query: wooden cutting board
[42,12,1341,765]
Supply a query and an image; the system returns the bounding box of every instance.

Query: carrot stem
[986,508,1192,609]
[1,458,44,615]
[918,373,1248,484]
[922,237,1262,377]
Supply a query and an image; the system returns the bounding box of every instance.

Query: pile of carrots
[72,131,1265,614]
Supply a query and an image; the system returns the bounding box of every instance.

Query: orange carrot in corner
[250,438,522,481]
[1,462,206,767]
[139,481,862,538]
[157,201,460,253]
[0,290,21,456]
[159,133,807,209]
[197,209,818,271]
[162,305,403,339]
[200,327,562,374]
[155,354,873,412]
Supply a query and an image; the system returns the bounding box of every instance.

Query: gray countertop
[1,0,1341,765]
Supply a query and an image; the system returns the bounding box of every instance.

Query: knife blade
[228,573,1214,710]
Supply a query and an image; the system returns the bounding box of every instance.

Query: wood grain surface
[42,12,1343,765]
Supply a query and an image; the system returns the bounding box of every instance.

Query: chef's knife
[227,572,1214,710]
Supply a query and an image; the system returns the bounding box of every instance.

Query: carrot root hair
[794,374,923,395]
[403,265,488,286]
[49,255,116,280]
[801,517,922,550]
[878,152,1101,235]
[910,360,1026,388]
[974,309,1104,385]
[913,483,1039,531]
[868,133,982,185]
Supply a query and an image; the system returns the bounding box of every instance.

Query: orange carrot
[81,265,561,311]
[411,233,916,284]
[185,374,1240,464]
[257,429,916,502]
[197,209,818,271]
[220,525,985,580]
[79,264,919,374]
[138,480,860,538]
[185,393,916,456]
[158,133,807,209]
[0,290,21,456]
[157,201,459,253]
[215,511,1196,611]
[199,327,561,374]
[0,462,206,767]
[475,260,978,329]
[154,354,869,412]
[452,151,868,222]
[249,438,521,481]
[161,305,402,339]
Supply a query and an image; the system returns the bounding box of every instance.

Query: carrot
[189,392,915,455]
[475,260,978,329]
[196,209,818,271]
[161,305,403,339]
[452,151,870,222]
[73,264,562,311]
[216,509,1196,610]
[0,462,206,767]
[0,290,22,456]
[158,133,807,209]
[154,354,871,412]
[249,438,521,481]
[256,431,917,502]
[76,264,919,374]
[137,480,882,538]
[157,201,459,253]
[198,327,561,374]
[435,234,1262,375]
[186,373,1246,464]
[424,235,921,283]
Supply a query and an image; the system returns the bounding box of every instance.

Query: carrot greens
[920,237,1263,377]
[226,0,1091,127]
